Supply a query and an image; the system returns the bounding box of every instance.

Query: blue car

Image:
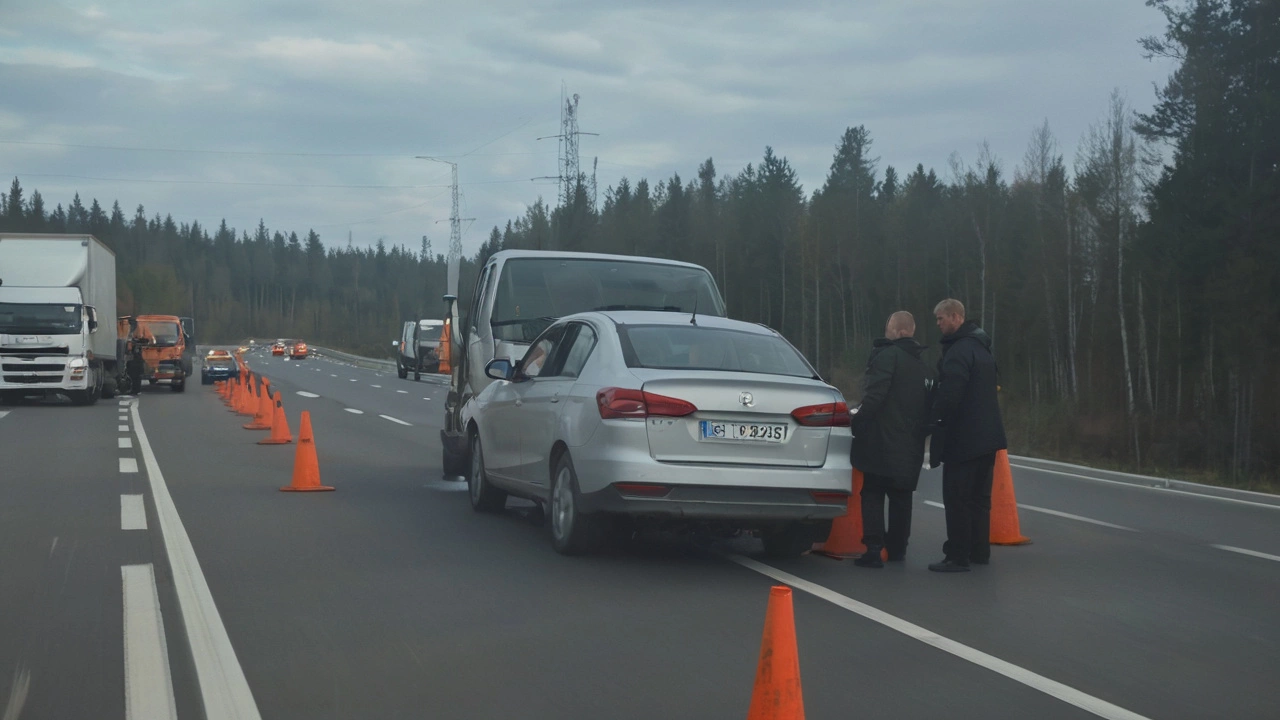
[201,352,240,385]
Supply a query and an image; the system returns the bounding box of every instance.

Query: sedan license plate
[700,420,786,443]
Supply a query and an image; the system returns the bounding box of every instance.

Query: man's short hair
[933,298,965,318]
[887,311,915,337]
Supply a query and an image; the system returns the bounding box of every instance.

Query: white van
[395,318,445,380]
[440,250,726,475]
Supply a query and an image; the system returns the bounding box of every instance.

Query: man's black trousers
[941,452,996,565]
[860,473,914,558]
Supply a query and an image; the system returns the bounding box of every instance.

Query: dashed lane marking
[120,458,139,473]
[0,411,8,420]
[1212,545,1280,563]
[119,437,133,449]
[397,390,408,394]
[121,495,147,531]
[131,400,263,719]
[119,424,130,432]
[922,500,1137,532]
[379,414,411,426]
[349,378,357,382]
[122,564,178,720]
[729,555,1152,720]
[344,408,364,414]
[371,384,382,388]
[330,374,337,377]
[295,391,320,398]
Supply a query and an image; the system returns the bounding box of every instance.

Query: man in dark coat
[928,298,1008,573]
[850,311,930,568]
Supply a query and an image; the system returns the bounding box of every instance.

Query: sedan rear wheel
[467,431,506,513]
[550,453,599,556]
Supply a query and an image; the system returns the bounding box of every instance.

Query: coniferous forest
[2,1,1276,488]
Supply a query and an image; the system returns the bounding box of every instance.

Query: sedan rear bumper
[578,484,848,522]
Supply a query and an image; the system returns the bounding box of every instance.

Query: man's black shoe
[886,553,905,562]
[854,547,884,568]
[970,557,990,565]
[928,559,971,573]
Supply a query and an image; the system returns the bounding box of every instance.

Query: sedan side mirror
[485,358,515,381]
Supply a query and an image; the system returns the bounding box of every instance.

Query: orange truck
[118,314,191,392]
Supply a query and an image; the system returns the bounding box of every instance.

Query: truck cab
[439,250,726,476]
[123,314,190,392]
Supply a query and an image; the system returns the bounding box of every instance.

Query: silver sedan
[465,310,853,556]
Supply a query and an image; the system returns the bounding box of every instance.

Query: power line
[7,172,532,190]
[0,139,553,159]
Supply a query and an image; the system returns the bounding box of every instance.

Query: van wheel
[549,453,600,556]
[467,431,506,513]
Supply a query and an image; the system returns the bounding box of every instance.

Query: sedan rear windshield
[617,325,815,378]
[206,358,237,368]
[491,258,724,343]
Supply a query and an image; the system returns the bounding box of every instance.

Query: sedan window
[617,325,815,378]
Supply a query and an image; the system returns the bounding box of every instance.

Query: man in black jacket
[850,311,930,568]
[928,299,1008,573]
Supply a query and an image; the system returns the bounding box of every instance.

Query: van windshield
[490,257,724,342]
[141,321,182,346]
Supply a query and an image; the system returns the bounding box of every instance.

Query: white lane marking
[422,397,430,401]
[0,411,8,420]
[1212,545,1280,563]
[397,390,408,394]
[349,378,357,382]
[119,437,133,449]
[371,384,382,388]
[295,391,320,398]
[924,500,1137,532]
[131,401,263,719]
[120,458,139,473]
[379,414,411,426]
[121,495,147,531]
[330,374,337,377]
[728,554,1152,720]
[3,662,31,720]
[1017,503,1137,531]
[119,400,132,406]
[122,564,178,720]
[1010,463,1280,512]
[344,408,364,414]
[119,424,130,432]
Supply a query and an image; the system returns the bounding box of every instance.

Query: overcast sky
[0,0,1177,257]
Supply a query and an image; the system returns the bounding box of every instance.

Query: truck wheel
[101,376,118,399]
[171,379,186,393]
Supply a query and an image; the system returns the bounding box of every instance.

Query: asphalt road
[1,347,1277,719]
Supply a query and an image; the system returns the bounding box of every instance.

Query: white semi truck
[0,233,121,405]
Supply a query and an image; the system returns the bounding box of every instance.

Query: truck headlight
[68,357,87,369]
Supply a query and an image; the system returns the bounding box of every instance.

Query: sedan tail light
[791,402,851,427]
[597,387,697,419]
[810,490,850,505]
[614,483,671,497]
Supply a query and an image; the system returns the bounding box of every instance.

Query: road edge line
[132,400,263,720]
[122,563,178,720]
[1010,463,1280,511]
[727,554,1152,720]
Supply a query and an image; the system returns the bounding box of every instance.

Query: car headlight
[68,357,87,369]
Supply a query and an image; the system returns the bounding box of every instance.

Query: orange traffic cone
[812,469,884,561]
[239,376,260,417]
[258,392,293,445]
[437,319,452,375]
[281,411,333,492]
[244,381,273,430]
[228,377,243,411]
[747,586,804,720]
[990,450,1031,545]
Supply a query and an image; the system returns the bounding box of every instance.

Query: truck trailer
[0,234,121,405]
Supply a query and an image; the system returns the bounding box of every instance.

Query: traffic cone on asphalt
[258,392,293,445]
[990,450,1032,546]
[747,586,804,720]
[239,376,260,416]
[228,377,243,411]
[281,411,333,492]
[244,381,273,430]
[812,469,884,561]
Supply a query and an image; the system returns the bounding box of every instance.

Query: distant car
[272,342,285,356]
[202,354,239,385]
[290,341,309,360]
[466,310,853,557]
